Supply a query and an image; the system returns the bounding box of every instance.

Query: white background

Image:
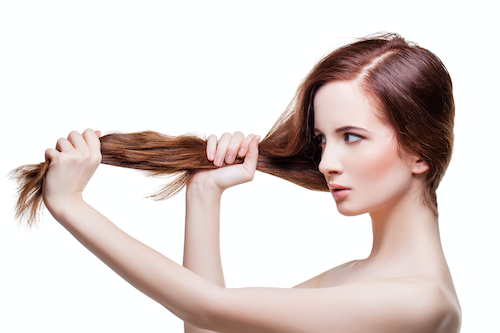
[0,1,498,332]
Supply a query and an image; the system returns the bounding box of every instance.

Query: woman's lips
[328,183,351,199]
[331,189,350,199]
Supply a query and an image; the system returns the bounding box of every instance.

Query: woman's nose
[318,147,344,176]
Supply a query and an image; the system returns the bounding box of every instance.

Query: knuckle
[68,130,80,138]
[93,149,102,160]
[243,135,254,144]
[45,148,57,160]
[91,156,101,167]
[81,151,91,161]
[58,153,72,164]
[82,129,92,139]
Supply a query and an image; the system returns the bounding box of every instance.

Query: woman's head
[294,33,454,216]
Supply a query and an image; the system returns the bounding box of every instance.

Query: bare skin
[43,83,460,332]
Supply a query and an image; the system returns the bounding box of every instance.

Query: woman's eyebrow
[335,126,369,133]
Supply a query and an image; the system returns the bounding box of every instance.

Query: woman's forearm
[51,200,221,329]
[183,182,225,333]
[183,182,225,286]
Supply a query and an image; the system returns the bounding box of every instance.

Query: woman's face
[313,80,419,216]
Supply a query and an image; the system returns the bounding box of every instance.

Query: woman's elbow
[170,287,228,331]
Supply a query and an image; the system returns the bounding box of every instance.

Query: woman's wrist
[45,196,87,224]
[186,179,224,201]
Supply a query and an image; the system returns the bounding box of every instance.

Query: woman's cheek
[356,144,409,198]
[358,145,395,182]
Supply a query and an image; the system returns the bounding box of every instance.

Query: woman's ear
[411,157,429,175]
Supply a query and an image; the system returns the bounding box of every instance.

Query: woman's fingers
[45,147,59,162]
[243,135,260,172]
[194,132,261,191]
[55,136,74,153]
[206,134,218,162]
[49,129,101,163]
[213,133,232,167]
[225,131,244,164]
[82,128,100,146]
[238,134,256,158]
[67,130,89,151]
[82,128,102,164]
[206,132,257,167]
[54,129,100,152]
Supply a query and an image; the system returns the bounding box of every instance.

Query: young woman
[28,34,461,332]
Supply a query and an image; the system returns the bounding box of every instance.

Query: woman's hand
[189,132,260,194]
[43,129,102,217]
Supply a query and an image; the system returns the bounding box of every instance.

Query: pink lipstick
[328,183,351,199]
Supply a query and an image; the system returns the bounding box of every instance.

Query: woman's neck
[365,189,444,273]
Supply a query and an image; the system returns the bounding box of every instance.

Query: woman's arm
[183,183,223,333]
[43,129,225,328]
[183,132,258,333]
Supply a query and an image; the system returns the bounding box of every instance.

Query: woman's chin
[336,204,366,217]
[334,198,373,217]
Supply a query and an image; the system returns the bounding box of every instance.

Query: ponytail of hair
[10,118,327,227]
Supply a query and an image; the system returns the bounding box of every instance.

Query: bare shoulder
[414,278,461,333]
[355,276,461,333]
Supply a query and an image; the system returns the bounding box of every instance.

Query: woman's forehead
[313,81,387,132]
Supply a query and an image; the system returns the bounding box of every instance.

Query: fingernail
[226,155,233,164]
[238,148,245,156]
[215,157,223,166]
[209,151,215,161]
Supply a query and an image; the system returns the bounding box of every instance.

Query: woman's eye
[312,134,326,147]
[344,133,363,143]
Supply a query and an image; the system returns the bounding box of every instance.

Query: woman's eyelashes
[312,134,326,147]
[312,133,364,147]
[344,133,364,143]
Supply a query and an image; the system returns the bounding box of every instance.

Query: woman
[26,33,461,332]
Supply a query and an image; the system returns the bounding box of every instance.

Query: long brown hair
[10,33,454,227]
